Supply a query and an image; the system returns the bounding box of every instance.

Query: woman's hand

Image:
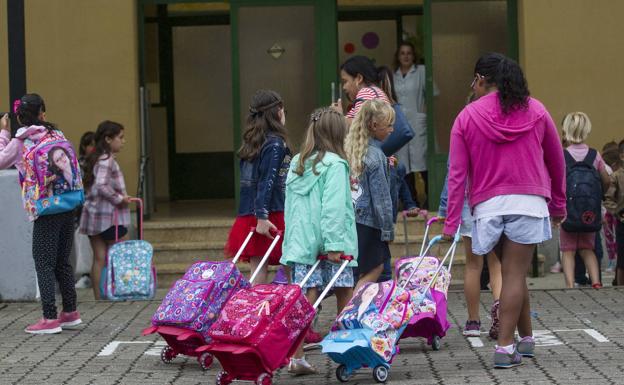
[405,207,420,217]
[256,218,277,239]
[1,114,9,133]
[330,99,344,115]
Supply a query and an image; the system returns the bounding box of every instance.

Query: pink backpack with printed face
[152,261,249,340]
[208,283,315,370]
[19,129,84,220]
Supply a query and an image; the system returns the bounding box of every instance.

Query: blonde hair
[345,99,395,177]
[562,112,592,144]
[295,108,347,176]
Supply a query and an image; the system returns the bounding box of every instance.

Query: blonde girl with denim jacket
[346,99,395,290]
[281,108,357,375]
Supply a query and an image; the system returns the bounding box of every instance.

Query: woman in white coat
[393,42,438,208]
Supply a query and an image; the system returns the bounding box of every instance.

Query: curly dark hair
[238,89,289,161]
[474,52,529,114]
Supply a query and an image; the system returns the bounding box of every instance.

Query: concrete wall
[0,171,37,301]
[519,0,624,148]
[0,0,9,109]
[24,0,141,194]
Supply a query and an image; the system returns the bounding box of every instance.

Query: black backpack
[561,149,602,232]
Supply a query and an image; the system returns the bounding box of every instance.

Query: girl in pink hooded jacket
[443,53,566,368]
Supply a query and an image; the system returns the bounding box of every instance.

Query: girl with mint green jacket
[281,108,358,375]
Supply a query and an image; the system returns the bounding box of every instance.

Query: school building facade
[0,0,621,217]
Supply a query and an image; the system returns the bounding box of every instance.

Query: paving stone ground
[1,287,623,385]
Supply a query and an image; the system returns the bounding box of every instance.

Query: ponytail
[474,53,529,114]
[15,93,56,131]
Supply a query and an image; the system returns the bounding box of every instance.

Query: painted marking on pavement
[98,341,153,356]
[144,340,168,356]
[551,328,610,343]
[467,337,484,347]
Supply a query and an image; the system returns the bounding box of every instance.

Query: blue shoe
[493,346,522,369]
[516,336,535,358]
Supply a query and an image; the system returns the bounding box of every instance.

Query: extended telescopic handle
[311,254,353,310]
[113,197,143,242]
[249,228,283,284]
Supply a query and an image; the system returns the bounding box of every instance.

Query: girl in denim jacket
[225,90,291,284]
[346,99,395,290]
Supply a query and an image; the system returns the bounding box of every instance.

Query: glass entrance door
[426,0,514,209]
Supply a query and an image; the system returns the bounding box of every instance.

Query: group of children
[224,82,402,374]
[2,53,623,377]
[0,94,131,333]
[549,118,624,288]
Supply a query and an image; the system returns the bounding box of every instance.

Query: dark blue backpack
[561,149,602,232]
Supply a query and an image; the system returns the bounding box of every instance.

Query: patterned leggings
[32,211,77,319]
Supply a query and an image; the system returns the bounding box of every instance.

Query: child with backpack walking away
[345,99,395,290]
[443,53,566,368]
[79,121,132,300]
[560,112,611,289]
[605,139,624,286]
[225,90,291,285]
[0,94,83,333]
[280,107,358,375]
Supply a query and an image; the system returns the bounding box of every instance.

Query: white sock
[496,344,515,354]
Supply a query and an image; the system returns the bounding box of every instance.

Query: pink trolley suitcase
[395,217,460,350]
[197,254,353,385]
[142,229,272,370]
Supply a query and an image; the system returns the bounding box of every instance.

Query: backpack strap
[583,148,598,168]
[563,149,576,168]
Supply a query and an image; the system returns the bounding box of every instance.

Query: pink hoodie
[0,125,49,171]
[443,92,566,235]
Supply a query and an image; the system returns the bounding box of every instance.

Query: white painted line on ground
[583,329,609,342]
[144,341,168,356]
[551,328,610,343]
[467,337,484,347]
[98,341,152,356]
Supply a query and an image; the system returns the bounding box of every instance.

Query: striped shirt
[345,86,391,119]
[79,154,130,236]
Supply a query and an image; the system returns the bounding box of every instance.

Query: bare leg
[293,287,320,359]
[578,249,600,285]
[497,236,535,347]
[487,251,502,301]
[249,256,268,285]
[355,264,383,292]
[89,235,108,300]
[334,287,353,314]
[561,250,576,288]
[463,237,483,321]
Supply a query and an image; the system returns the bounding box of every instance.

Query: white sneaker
[288,357,317,375]
[75,275,92,289]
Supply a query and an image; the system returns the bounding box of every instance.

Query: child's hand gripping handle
[312,255,353,310]
[248,229,283,284]
[113,197,143,242]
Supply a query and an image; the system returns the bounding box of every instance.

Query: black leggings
[32,211,77,319]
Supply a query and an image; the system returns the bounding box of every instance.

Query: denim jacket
[238,134,291,219]
[389,161,418,221]
[352,139,394,241]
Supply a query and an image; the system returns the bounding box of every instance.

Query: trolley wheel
[256,372,272,385]
[160,345,176,363]
[198,352,213,370]
[432,335,441,351]
[373,365,389,383]
[216,370,232,385]
[336,364,350,382]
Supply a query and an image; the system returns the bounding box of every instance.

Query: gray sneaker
[516,336,535,358]
[493,347,522,369]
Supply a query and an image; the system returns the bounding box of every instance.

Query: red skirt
[224,212,285,265]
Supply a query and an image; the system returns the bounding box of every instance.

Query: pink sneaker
[25,318,62,334]
[58,311,82,328]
